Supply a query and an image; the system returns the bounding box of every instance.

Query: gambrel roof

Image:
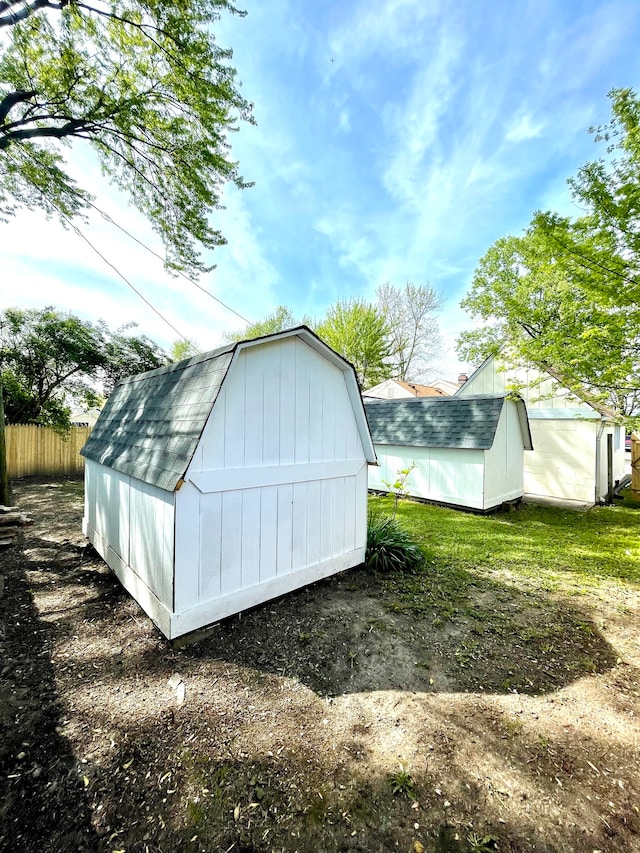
[364,394,532,450]
[82,327,376,491]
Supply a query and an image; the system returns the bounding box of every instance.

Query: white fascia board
[514,399,534,450]
[235,327,347,371]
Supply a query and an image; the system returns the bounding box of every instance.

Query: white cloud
[338,108,351,133]
[328,0,443,70]
[505,113,545,143]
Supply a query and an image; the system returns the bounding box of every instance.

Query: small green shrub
[389,766,416,798]
[366,513,424,573]
[382,462,416,516]
[466,832,499,852]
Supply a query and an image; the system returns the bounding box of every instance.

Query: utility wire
[4,146,190,341]
[60,213,189,342]
[84,199,252,325]
[5,145,252,334]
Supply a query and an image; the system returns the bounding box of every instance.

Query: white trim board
[189,460,365,493]
[170,547,365,638]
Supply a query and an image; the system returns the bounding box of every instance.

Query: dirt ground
[1,478,639,853]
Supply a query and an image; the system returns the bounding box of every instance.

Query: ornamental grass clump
[366,513,425,573]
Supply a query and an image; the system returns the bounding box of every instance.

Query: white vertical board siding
[175,336,368,622]
[483,403,525,509]
[84,460,131,564]
[369,445,485,509]
[459,358,593,411]
[128,477,175,604]
[83,460,175,631]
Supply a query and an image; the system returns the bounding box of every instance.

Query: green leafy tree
[99,321,168,394]
[458,230,639,415]
[0,307,167,430]
[169,338,201,362]
[316,299,391,389]
[0,0,253,275]
[533,88,640,308]
[458,88,640,417]
[376,281,444,380]
[223,305,299,343]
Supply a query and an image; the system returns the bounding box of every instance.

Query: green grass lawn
[366,493,640,695]
[372,492,640,588]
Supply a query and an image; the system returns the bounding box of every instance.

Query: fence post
[632,434,640,500]
[0,384,9,505]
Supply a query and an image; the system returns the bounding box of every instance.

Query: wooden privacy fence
[631,433,640,499]
[5,424,91,478]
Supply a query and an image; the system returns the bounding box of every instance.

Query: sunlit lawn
[370,492,640,590]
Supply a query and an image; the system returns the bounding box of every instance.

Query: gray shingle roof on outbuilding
[81,344,234,492]
[364,394,529,450]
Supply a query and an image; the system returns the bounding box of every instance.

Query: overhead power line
[5,146,253,336]
[85,199,252,325]
[5,146,189,340]
[62,213,189,342]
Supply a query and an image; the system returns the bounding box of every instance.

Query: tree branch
[0,117,94,148]
[0,0,61,27]
[0,89,37,123]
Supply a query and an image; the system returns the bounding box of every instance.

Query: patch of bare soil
[1,478,639,853]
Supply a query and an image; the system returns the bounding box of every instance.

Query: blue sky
[3,0,640,379]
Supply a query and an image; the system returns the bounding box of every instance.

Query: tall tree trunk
[0,381,10,506]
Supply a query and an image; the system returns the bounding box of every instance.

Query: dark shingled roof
[81,344,235,491]
[364,394,512,450]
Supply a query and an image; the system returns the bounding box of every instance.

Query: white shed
[365,394,532,512]
[456,355,625,507]
[81,327,376,640]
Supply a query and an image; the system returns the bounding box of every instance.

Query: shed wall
[172,337,368,635]
[597,424,627,500]
[524,419,597,504]
[459,358,593,411]
[83,460,175,630]
[368,445,486,509]
[483,402,526,507]
[461,357,626,505]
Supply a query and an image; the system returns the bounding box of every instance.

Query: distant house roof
[70,407,103,427]
[363,378,448,399]
[431,378,465,395]
[393,381,447,397]
[364,394,532,450]
[81,326,375,492]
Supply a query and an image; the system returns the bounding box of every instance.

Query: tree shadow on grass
[0,542,99,852]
